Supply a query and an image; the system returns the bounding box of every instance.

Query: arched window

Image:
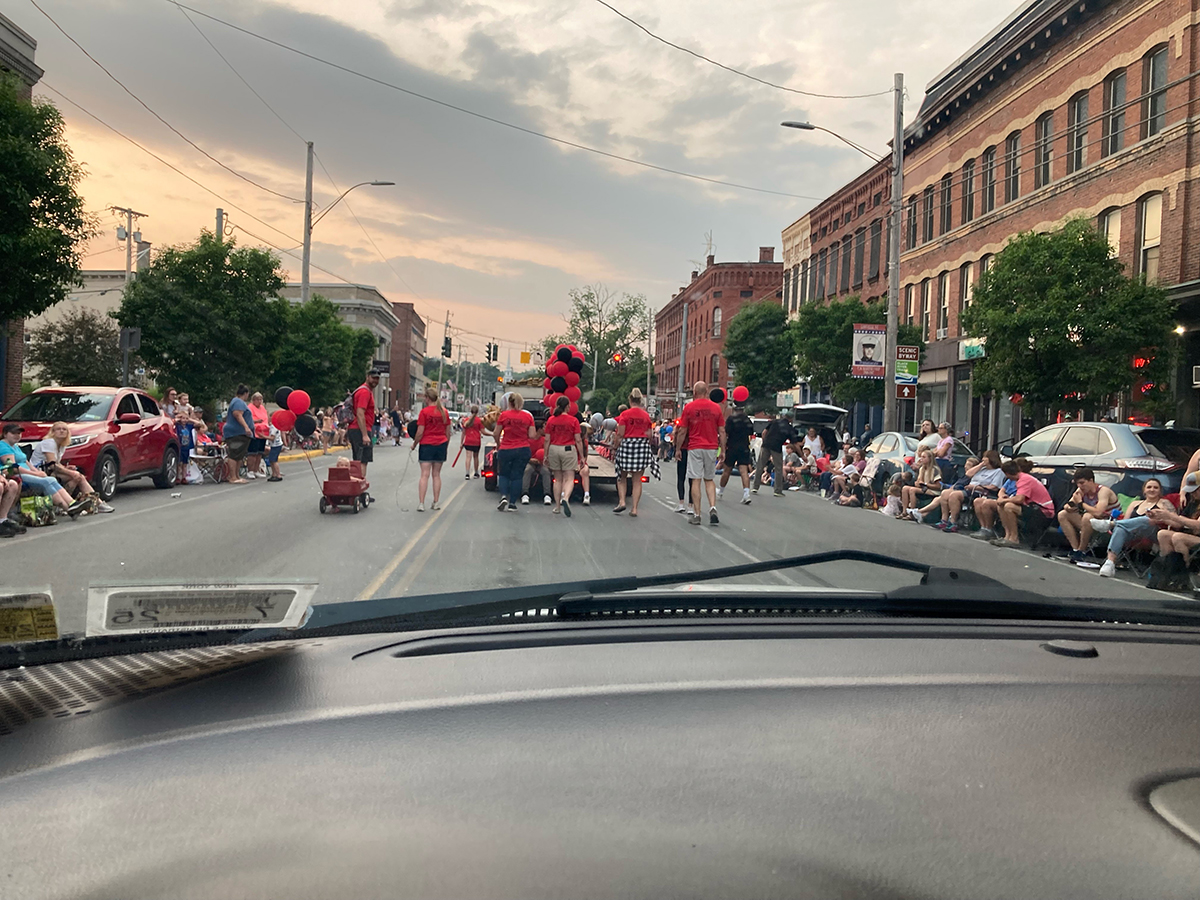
[981,146,997,213]
[922,186,935,242]
[939,173,953,234]
[712,307,722,338]
[1004,131,1021,203]
[1034,113,1053,188]
[1103,69,1127,156]
[1099,207,1122,258]
[1067,91,1089,173]
[961,160,975,223]
[906,195,918,249]
[1144,46,1168,137]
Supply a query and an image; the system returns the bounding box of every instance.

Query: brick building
[898,0,1200,445]
[389,301,427,412]
[781,214,811,321]
[653,248,783,415]
[0,12,43,410]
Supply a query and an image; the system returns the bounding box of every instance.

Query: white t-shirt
[30,437,60,470]
[802,434,824,457]
[917,433,940,452]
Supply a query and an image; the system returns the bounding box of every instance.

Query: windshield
[4,1,1199,658]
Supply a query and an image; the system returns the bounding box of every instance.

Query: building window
[1138,193,1162,282]
[712,290,722,298]
[874,192,882,206]
[841,236,852,292]
[1099,207,1121,258]
[816,249,827,299]
[961,160,975,223]
[739,290,752,298]
[711,354,720,384]
[828,244,839,296]
[1034,113,1053,188]
[938,271,950,338]
[906,196,918,249]
[904,284,914,326]
[1103,70,1126,156]
[799,261,808,305]
[782,269,790,309]
[939,173,953,234]
[712,307,722,338]
[921,279,931,341]
[868,219,882,279]
[959,262,975,335]
[1004,131,1021,203]
[979,253,992,277]
[792,264,801,309]
[981,147,996,213]
[922,186,934,243]
[1144,46,1168,137]
[852,229,865,288]
[857,202,866,216]
[1067,91,1088,173]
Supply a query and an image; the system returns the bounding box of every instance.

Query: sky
[14,0,1023,362]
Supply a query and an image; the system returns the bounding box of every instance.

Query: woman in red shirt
[492,393,536,511]
[460,404,484,480]
[413,384,450,512]
[542,396,584,516]
[612,388,654,516]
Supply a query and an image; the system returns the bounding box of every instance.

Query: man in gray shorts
[675,381,726,526]
[222,384,253,484]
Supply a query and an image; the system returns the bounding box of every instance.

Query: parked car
[863,431,974,476]
[1001,421,1200,505]
[2,386,180,501]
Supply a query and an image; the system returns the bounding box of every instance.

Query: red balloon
[550,360,569,378]
[565,370,580,387]
[571,350,585,360]
[533,447,545,463]
[565,385,582,402]
[271,408,297,431]
[731,385,750,403]
[543,377,552,390]
[286,389,311,415]
[568,401,579,416]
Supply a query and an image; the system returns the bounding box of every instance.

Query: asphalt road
[4,441,1175,636]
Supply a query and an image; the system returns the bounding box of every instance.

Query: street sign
[895,344,919,385]
[119,327,141,351]
[371,360,390,374]
[520,351,531,364]
[896,384,916,400]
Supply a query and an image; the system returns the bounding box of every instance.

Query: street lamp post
[300,141,394,304]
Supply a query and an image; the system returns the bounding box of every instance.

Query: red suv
[2,386,180,501]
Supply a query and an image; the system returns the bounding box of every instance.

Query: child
[879,480,905,517]
[265,422,284,482]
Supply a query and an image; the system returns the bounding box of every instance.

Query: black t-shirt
[762,419,796,452]
[725,412,754,449]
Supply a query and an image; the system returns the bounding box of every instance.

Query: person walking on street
[544,396,584,516]
[413,383,450,511]
[390,405,403,447]
[676,381,725,526]
[347,369,381,475]
[612,388,654,516]
[460,404,484,478]
[222,384,253,484]
[521,421,553,506]
[493,393,536,511]
[674,422,691,515]
[321,407,335,454]
[720,400,754,504]
[245,392,270,479]
[753,411,795,497]
[576,418,592,506]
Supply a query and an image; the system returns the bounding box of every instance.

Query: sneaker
[431,502,441,510]
[583,493,591,506]
[709,507,719,526]
[1090,518,1114,534]
[473,473,480,479]
[417,503,425,512]
[788,486,801,491]
[465,473,471,480]
[66,497,89,518]
[675,504,687,514]
[521,494,530,505]
[751,488,759,495]
[1099,559,1116,578]
[543,496,552,505]
[910,510,924,524]
[943,523,959,534]
[933,520,948,530]
[0,520,18,538]
[1068,550,1086,563]
[96,500,116,513]
[716,487,724,499]
[742,490,751,505]
[267,476,282,483]
[246,471,257,479]
[689,513,702,525]
[498,498,509,512]
[990,538,1021,548]
[774,490,784,497]
[562,500,571,517]
[970,527,995,541]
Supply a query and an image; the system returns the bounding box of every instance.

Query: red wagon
[319,461,371,514]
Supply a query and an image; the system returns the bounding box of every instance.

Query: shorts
[225,434,252,460]
[463,444,481,453]
[418,442,448,463]
[247,437,267,454]
[19,473,64,496]
[546,444,577,472]
[178,444,191,463]
[686,448,718,480]
[265,445,282,466]
[724,443,752,467]
[347,428,374,464]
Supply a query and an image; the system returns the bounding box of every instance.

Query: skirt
[615,437,653,474]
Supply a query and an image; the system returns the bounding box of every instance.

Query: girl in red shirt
[413,384,450,511]
[460,404,484,480]
[612,388,655,516]
[493,393,536,511]
[542,396,584,516]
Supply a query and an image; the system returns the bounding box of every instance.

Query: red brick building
[898,0,1200,443]
[653,248,783,414]
[389,301,427,411]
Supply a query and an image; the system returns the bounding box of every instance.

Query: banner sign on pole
[850,324,886,379]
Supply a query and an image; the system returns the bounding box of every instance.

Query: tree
[116,231,289,409]
[962,219,1176,418]
[791,296,924,407]
[26,307,124,386]
[722,300,796,406]
[0,78,95,321]
[543,285,651,396]
[267,296,377,409]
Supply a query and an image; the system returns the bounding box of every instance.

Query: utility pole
[647,308,653,406]
[301,141,314,304]
[676,302,689,409]
[436,310,449,400]
[884,72,905,433]
[215,208,224,242]
[455,340,463,409]
[111,206,148,285]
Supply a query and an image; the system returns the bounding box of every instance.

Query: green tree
[116,231,289,409]
[0,78,95,321]
[543,284,651,396]
[791,296,924,406]
[962,219,1176,418]
[267,296,376,409]
[722,300,796,406]
[26,306,124,386]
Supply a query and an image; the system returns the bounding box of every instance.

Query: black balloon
[407,420,419,440]
[274,386,293,409]
[550,375,568,393]
[567,356,584,373]
[556,347,572,363]
[709,388,726,403]
[294,413,317,437]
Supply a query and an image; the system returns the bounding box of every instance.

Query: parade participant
[576,418,592,506]
[493,393,536,511]
[544,396,584,516]
[347,369,381,475]
[675,381,725,526]
[753,410,795,498]
[413,383,451,512]
[460,404,484,479]
[720,399,754,504]
[612,388,653,516]
[521,421,553,506]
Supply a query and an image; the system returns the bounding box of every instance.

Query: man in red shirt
[675,381,725,526]
[347,369,381,474]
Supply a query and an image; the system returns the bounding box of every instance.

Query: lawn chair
[1020,505,1056,550]
[191,444,226,484]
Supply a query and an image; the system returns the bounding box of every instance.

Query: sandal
[629,511,638,517]
[613,506,626,514]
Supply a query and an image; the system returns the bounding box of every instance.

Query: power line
[229,223,358,286]
[590,0,892,100]
[29,0,304,204]
[165,1,824,201]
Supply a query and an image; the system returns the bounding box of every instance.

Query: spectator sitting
[828,450,865,501]
[972,460,1055,547]
[819,453,852,498]
[30,421,113,512]
[1145,495,1200,590]
[1091,477,1174,578]
[915,452,1003,531]
[801,426,825,460]
[0,457,22,537]
[901,449,943,516]
[782,442,804,490]
[932,422,957,481]
[879,478,905,518]
[0,423,88,517]
[1057,466,1119,563]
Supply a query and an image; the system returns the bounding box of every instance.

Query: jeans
[819,471,834,493]
[753,447,784,492]
[1108,516,1159,555]
[20,474,64,497]
[496,447,530,505]
[522,462,551,496]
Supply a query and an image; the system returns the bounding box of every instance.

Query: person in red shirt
[460,404,484,480]
[347,369,381,474]
[493,393,536,511]
[412,384,451,512]
[612,388,654,517]
[675,381,725,526]
[543,396,584,516]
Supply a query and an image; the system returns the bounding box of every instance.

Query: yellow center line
[384,497,465,598]
[355,478,470,601]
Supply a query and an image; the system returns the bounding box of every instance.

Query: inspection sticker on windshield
[86,582,317,636]
[0,588,59,645]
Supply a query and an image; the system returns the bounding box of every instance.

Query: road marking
[383,495,465,597]
[355,478,470,601]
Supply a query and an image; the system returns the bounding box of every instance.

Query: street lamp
[300,140,395,304]
[781,73,904,432]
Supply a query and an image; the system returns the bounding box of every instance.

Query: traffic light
[442,336,452,358]
[610,351,625,371]
[487,342,498,362]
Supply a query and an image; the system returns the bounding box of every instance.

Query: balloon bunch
[543,345,585,416]
[271,386,318,437]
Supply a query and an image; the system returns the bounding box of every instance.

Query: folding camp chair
[190,445,226,484]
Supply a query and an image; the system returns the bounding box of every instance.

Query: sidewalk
[277,445,349,464]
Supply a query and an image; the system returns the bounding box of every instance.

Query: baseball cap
[367,368,382,377]
[1,423,23,436]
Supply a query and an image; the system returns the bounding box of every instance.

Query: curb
[277,446,348,464]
